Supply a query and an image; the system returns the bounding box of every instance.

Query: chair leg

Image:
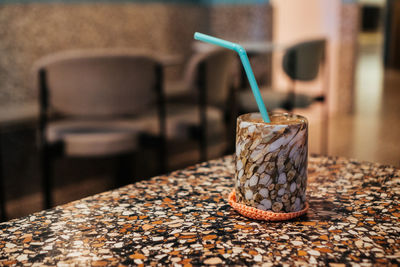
[199,118,207,162]
[158,138,166,174]
[115,153,134,187]
[283,79,296,112]
[155,64,167,174]
[321,103,329,155]
[225,86,238,155]
[198,63,207,162]
[41,145,53,209]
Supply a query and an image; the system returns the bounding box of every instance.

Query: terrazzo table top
[1,155,399,266]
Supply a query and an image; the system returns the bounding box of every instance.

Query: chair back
[282,39,326,81]
[36,50,160,117]
[185,48,236,106]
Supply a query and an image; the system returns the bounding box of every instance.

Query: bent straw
[194,32,270,123]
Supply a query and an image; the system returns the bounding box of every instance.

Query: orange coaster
[228,189,309,221]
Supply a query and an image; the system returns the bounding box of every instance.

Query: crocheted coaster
[228,189,309,221]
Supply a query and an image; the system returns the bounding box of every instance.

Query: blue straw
[194,32,270,123]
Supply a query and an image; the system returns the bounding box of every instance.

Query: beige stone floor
[4,32,400,220]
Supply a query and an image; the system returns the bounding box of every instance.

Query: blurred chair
[165,48,236,162]
[35,50,166,209]
[238,39,329,153]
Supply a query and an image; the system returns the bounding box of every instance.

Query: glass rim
[237,112,308,126]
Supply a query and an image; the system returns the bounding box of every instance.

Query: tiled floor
[4,32,400,220]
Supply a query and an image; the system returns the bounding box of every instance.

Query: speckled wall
[209,4,273,85]
[0,3,272,106]
[210,4,272,41]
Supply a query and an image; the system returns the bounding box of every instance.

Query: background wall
[271,0,360,115]
[0,1,272,106]
[0,3,206,106]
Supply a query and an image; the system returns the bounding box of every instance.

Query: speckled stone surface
[1,155,399,266]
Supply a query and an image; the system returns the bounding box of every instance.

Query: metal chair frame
[282,39,330,155]
[38,64,166,209]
